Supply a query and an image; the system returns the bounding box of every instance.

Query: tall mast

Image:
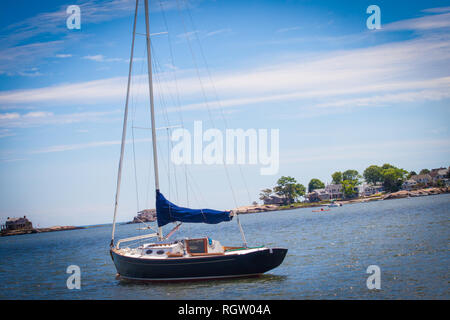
[144,0,163,240]
[111,0,139,247]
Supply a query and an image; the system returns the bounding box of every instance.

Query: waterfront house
[306,188,331,201]
[402,179,418,191]
[432,168,449,181]
[430,167,447,179]
[359,183,384,196]
[411,174,433,185]
[1,216,33,231]
[324,184,343,199]
[444,179,450,187]
[263,195,288,205]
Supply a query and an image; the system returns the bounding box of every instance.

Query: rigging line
[176,0,247,247]
[111,0,139,246]
[175,0,239,208]
[130,59,141,214]
[182,0,253,205]
[150,44,180,203]
[185,168,211,208]
[151,58,175,202]
[153,51,209,210]
[158,0,190,207]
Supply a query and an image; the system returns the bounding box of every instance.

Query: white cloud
[421,6,450,14]
[383,11,450,31]
[83,55,125,62]
[0,113,20,120]
[30,137,153,154]
[1,10,449,117]
[205,28,232,37]
[55,54,72,58]
[0,110,120,128]
[276,26,302,33]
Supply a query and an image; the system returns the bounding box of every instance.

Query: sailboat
[109,0,287,282]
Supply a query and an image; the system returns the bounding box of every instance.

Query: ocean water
[0,194,448,300]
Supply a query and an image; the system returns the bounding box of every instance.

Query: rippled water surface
[0,194,448,299]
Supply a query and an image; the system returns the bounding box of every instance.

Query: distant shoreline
[0,225,85,237]
[2,187,448,237]
[234,187,450,214]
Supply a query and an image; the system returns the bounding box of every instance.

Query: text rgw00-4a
[178,304,271,317]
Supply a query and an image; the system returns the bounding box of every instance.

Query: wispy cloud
[205,28,232,37]
[0,0,202,75]
[3,29,449,111]
[0,129,15,138]
[0,110,121,128]
[1,7,449,119]
[83,54,125,63]
[421,6,450,14]
[55,54,72,58]
[276,26,302,33]
[383,11,450,31]
[30,137,153,154]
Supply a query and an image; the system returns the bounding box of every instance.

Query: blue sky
[0,0,449,227]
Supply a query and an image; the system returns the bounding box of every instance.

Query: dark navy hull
[110,248,287,281]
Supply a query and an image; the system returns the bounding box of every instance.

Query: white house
[411,174,433,185]
[402,179,418,190]
[324,184,343,199]
[359,183,384,196]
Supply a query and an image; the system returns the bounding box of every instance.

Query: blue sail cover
[156,190,233,227]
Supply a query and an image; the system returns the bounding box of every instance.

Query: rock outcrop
[383,187,449,200]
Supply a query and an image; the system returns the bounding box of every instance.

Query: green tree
[331,171,343,184]
[407,171,417,179]
[436,179,444,187]
[342,180,359,199]
[363,165,383,184]
[343,169,360,182]
[382,163,395,170]
[419,168,430,175]
[382,167,408,192]
[259,188,272,201]
[308,178,325,193]
[274,176,306,204]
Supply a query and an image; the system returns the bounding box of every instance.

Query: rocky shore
[233,187,450,214]
[0,225,84,237]
[382,187,449,200]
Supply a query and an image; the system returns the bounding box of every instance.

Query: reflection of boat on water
[312,208,330,212]
[109,0,287,282]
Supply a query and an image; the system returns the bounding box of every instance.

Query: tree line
[259,163,445,204]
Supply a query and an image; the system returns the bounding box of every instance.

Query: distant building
[358,183,384,196]
[429,167,447,179]
[263,195,287,205]
[444,179,450,187]
[402,179,418,191]
[432,168,449,181]
[307,188,331,202]
[324,184,343,199]
[1,216,33,231]
[411,174,433,185]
